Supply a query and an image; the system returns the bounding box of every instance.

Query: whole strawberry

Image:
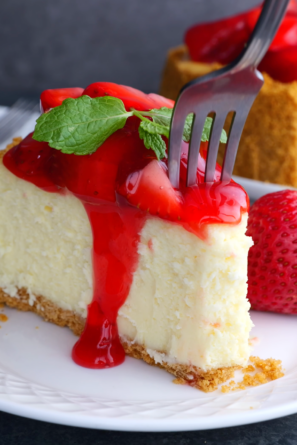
[247,190,297,314]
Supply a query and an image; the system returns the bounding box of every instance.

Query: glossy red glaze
[40,88,84,112]
[3,84,249,369]
[185,1,297,83]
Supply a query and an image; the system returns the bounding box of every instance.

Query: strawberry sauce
[2,90,249,369]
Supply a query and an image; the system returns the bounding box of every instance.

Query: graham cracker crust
[0,138,22,160]
[122,340,240,392]
[0,287,85,336]
[0,286,239,392]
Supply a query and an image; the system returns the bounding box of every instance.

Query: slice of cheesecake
[0,84,253,392]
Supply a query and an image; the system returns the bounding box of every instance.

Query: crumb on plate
[221,356,284,393]
[5,137,22,151]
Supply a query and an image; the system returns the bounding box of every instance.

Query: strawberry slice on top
[83,82,158,111]
[117,159,183,221]
[147,93,174,109]
[40,88,84,112]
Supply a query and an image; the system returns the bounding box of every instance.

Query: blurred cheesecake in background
[160,1,297,187]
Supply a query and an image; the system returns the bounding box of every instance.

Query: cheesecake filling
[0,160,252,371]
[0,162,93,316]
[1,113,250,371]
[118,215,253,371]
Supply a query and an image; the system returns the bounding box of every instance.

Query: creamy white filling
[0,162,253,370]
[117,215,253,371]
[0,163,93,318]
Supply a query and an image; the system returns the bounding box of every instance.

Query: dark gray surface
[0,0,261,95]
[0,410,297,444]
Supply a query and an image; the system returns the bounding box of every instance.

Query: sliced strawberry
[179,141,222,187]
[147,93,174,109]
[3,133,57,192]
[11,133,51,175]
[49,123,143,203]
[182,181,248,236]
[40,88,84,112]
[83,82,157,111]
[118,160,183,220]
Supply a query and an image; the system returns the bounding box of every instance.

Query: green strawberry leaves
[33,96,227,159]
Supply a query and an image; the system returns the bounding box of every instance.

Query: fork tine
[221,109,247,182]
[168,105,188,189]
[187,111,208,187]
[205,113,227,183]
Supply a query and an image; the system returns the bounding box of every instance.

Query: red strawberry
[40,88,84,112]
[117,159,183,220]
[3,133,56,191]
[82,82,158,111]
[49,122,145,203]
[247,190,297,314]
[147,93,174,109]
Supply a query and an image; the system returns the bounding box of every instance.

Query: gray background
[0,0,261,96]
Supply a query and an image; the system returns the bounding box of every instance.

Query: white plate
[1,104,296,431]
[0,306,296,432]
[233,175,296,202]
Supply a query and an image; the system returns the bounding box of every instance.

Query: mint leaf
[149,108,227,145]
[139,120,169,139]
[139,126,167,160]
[32,95,227,160]
[183,115,226,143]
[33,95,131,155]
[149,107,172,127]
[182,113,194,142]
[201,117,228,144]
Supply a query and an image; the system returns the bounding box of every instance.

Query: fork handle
[233,0,290,72]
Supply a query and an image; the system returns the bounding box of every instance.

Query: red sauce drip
[185,1,297,83]
[72,204,146,368]
[3,95,249,369]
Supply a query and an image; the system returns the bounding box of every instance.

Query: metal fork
[168,0,290,188]
[0,99,39,145]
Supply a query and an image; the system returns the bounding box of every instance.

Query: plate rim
[1,309,297,432]
[0,389,297,432]
[0,108,296,431]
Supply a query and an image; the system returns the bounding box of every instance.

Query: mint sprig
[142,108,226,144]
[33,96,227,159]
[33,96,132,155]
[139,127,167,160]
